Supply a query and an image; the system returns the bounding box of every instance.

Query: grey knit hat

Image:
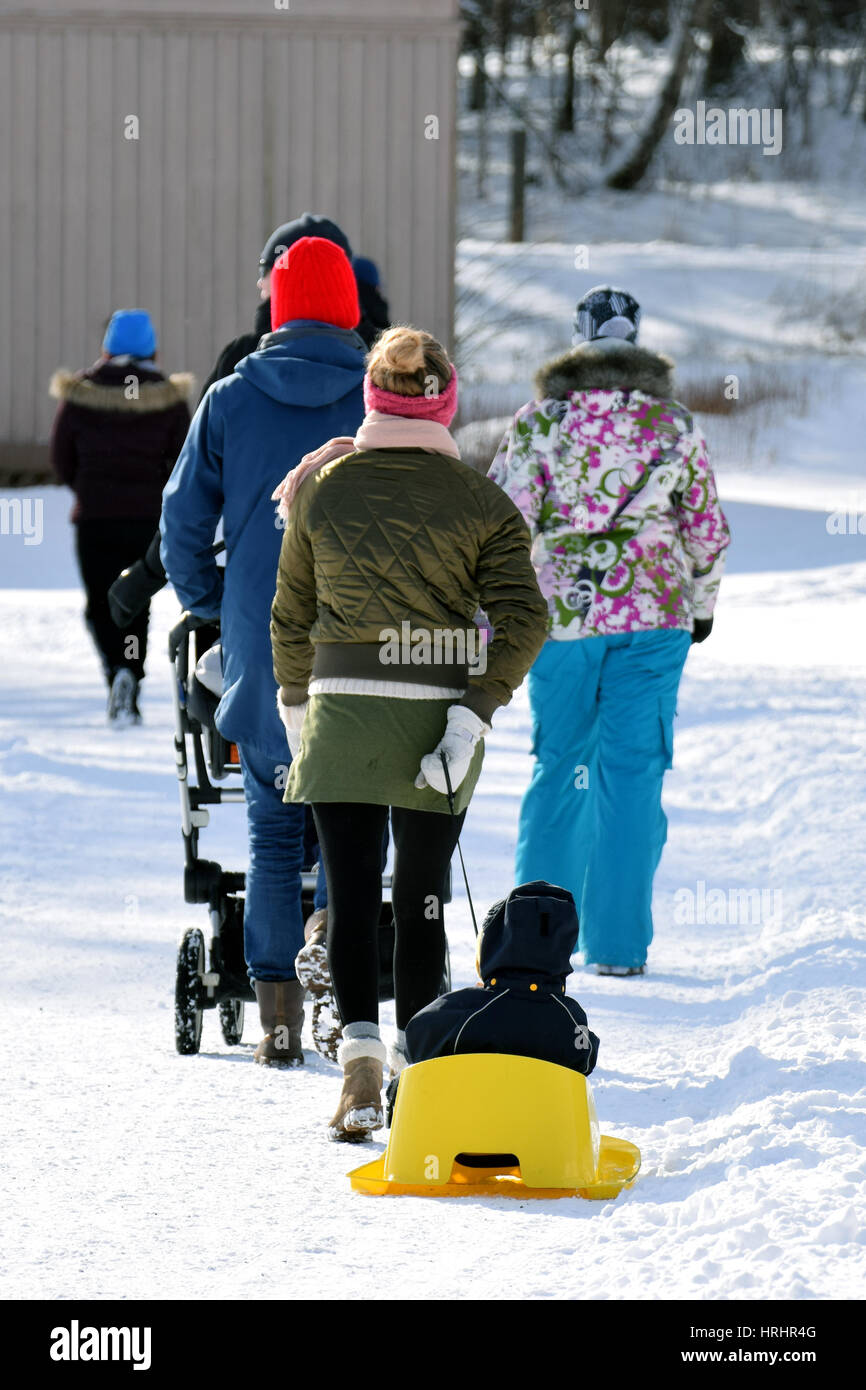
[573,285,641,344]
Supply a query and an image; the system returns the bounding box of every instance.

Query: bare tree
[593,0,632,59]
[704,1,748,91]
[463,3,489,112]
[605,0,711,191]
[556,15,579,133]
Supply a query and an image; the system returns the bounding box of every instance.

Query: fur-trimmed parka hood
[49,366,196,413]
[534,340,675,401]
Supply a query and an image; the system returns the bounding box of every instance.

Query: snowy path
[1,491,865,1301]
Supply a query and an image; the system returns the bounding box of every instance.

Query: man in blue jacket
[160,237,366,1065]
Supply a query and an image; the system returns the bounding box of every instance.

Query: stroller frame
[169,616,450,1055]
[171,617,256,1054]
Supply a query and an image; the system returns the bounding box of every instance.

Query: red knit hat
[270,236,360,332]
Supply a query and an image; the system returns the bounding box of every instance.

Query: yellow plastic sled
[348,1053,640,1200]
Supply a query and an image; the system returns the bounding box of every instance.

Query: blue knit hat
[352,256,380,288]
[103,309,157,359]
[573,286,640,345]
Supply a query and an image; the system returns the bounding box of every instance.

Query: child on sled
[400,879,599,1077]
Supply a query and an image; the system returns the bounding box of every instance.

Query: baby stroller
[169,611,451,1054]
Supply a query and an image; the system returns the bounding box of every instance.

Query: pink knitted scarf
[272,411,460,518]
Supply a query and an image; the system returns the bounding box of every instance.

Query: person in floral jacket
[489,285,730,975]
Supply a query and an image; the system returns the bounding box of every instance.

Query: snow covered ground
[2,477,864,1302]
[3,124,866,1295]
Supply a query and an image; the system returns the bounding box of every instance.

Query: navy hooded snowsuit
[405,880,599,1074]
[160,320,366,979]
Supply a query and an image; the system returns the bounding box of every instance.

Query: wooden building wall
[0,0,461,477]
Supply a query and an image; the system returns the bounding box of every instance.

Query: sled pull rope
[440,752,478,937]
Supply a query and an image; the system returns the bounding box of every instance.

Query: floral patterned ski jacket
[488,341,730,640]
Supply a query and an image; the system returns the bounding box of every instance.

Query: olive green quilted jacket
[271,448,548,723]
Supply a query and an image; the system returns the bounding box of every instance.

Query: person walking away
[489,285,730,976]
[271,324,548,1140]
[160,238,366,1064]
[352,256,390,337]
[49,309,192,725]
[200,212,375,397]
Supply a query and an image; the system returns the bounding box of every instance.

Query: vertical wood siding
[0,10,459,454]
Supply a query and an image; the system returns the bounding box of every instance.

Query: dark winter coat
[49,361,193,523]
[160,320,367,761]
[197,300,273,402]
[406,881,599,1075]
[357,280,390,335]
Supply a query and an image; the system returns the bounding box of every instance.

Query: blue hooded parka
[160,321,366,760]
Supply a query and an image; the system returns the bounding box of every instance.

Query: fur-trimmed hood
[49,367,196,413]
[534,341,675,401]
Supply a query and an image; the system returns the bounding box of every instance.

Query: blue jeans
[303,807,329,911]
[515,629,691,969]
[313,856,328,911]
[237,743,306,981]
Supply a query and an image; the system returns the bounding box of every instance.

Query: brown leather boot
[295,908,343,1063]
[253,979,304,1065]
[327,1037,386,1142]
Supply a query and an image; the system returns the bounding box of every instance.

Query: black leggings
[76,519,155,684]
[312,802,465,1030]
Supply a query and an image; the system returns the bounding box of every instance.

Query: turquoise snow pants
[515,628,691,969]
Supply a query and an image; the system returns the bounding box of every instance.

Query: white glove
[194,642,223,697]
[415,705,489,795]
[277,695,308,759]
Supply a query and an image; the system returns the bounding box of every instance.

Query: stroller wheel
[218,997,244,1046]
[175,928,205,1055]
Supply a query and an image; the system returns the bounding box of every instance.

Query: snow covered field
[2,469,864,1301]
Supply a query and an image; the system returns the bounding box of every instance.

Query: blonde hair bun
[366,325,452,398]
[377,327,427,376]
